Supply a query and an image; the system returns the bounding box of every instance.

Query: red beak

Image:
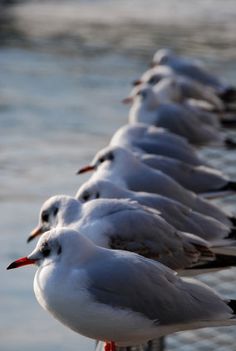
[7,256,36,270]
[76,165,96,174]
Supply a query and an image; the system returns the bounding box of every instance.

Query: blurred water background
[1,1,236,350]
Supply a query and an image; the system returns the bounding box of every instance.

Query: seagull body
[110,124,205,166]
[183,102,220,127]
[78,146,232,226]
[127,86,223,146]
[139,153,235,193]
[7,228,236,347]
[76,179,235,244]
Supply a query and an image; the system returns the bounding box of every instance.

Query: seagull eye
[82,193,90,201]
[41,211,49,223]
[160,56,168,64]
[99,157,105,163]
[148,76,158,85]
[108,153,114,161]
[41,244,51,258]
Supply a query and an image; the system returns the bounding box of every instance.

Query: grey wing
[95,204,214,271]
[181,79,223,111]
[134,138,202,166]
[140,154,228,193]
[144,125,191,148]
[174,62,222,88]
[156,105,220,145]
[133,193,207,237]
[86,250,232,325]
[135,193,229,241]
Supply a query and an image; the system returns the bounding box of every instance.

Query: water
[1,1,236,350]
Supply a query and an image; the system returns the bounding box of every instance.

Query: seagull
[151,48,236,103]
[7,228,236,350]
[77,145,233,226]
[110,123,206,166]
[124,85,230,146]
[75,179,236,245]
[138,153,236,194]
[127,83,236,141]
[27,195,236,274]
[133,74,224,113]
[130,78,223,127]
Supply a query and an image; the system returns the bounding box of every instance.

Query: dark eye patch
[148,76,158,85]
[95,192,100,199]
[108,153,114,161]
[83,193,90,201]
[41,211,49,223]
[53,207,59,216]
[41,242,51,258]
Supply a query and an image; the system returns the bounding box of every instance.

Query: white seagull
[77,145,233,226]
[7,228,236,350]
[124,85,228,146]
[76,179,236,244]
[110,124,205,166]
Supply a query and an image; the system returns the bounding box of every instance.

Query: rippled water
[1,1,236,350]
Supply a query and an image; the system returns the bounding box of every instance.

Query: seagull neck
[129,100,158,125]
[60,203,83,227]
[104,185,133,200]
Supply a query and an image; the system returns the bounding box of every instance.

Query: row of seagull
[7,48,236,351]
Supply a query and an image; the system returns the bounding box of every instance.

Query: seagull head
[151,48,173,67]
[76,179,128,203]
[152,77,181,103]
[123,85,159,110]
[7,228,94,271]
[77,145,138,177]
[133,66,171,88]
[77,145,115,175]
[28,195,82,243]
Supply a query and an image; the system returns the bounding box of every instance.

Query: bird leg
[104,341,116,351]
[104,342,110,351]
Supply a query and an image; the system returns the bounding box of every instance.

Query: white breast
[33,263,158,346]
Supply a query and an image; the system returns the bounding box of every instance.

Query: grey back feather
[86,250,232,325]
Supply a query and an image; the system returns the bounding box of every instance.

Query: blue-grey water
[1,1,236,350]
